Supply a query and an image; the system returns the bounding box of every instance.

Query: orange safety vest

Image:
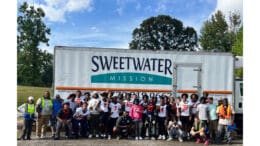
[219,105,231,119]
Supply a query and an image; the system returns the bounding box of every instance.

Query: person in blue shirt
[17,96,35,140]
[50,94,63,138]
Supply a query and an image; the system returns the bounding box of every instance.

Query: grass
[17,85,53,106]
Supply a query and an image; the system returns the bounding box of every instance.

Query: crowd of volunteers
[17,90,236,145]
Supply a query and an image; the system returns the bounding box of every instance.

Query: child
[88,92,101,138]
[146,96,157,140]
[190,116,209,145]
[129,98,143,140]
[100,92,110,138]
[167,116,183,142]
[72,102,90,138]
[54,102,73,140]
[17,96,35,140]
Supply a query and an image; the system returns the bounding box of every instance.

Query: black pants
[157,117,166,136]
[20,119,33,139]
[180,116,190,134]
[90,114,100,135]
[100,112,110,135]
[109,117,118,136]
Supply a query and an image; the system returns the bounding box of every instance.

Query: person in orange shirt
[216,98,235,144]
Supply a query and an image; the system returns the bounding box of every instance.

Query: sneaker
[158,135,162,140]
[116,136,120,140]
[139,137,143,140]
[196,138,201,144]
[88,134,92,138]
[204,140,209,145]
[178,137,183,142]
[167,137,173,141]
[96,134,99,138]
[40,135,45,139]
[151,137,156,140]
[135,137,138,140]
[35,136,40,140]
[54,137,59,140]
[108,135,111,140]
[162,135,166,140]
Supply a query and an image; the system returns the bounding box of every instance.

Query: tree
[17,2,52,86]
[232,26,243,56]
[199,10,242,52]
[129,15,198,51]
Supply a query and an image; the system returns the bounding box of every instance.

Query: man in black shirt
[115,111,133,140]
[54,102,73,140]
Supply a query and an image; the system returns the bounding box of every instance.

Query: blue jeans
[72,119,88,137]
[216,124,232,143]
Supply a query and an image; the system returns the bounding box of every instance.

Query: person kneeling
[114,111,133,140]
[54,102,73,140]
[190,116,209,145]
[167,116,183,142]
[73,102,90,138]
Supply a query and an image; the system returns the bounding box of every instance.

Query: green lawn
[17,86,53,106]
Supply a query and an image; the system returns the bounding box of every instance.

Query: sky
[18,0,243,53]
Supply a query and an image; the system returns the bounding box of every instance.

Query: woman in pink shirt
[130,98,143,140]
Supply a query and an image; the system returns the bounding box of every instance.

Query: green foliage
[129,15,198,51]
[17,86,52,106]
[232,26,243,56]
[17,2,52,87]
[235,68,243,78]
[199,10,241,52]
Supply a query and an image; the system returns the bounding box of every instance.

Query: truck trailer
[53,46,243,132]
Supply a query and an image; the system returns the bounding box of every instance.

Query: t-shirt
[36,98,53,115]
[190,101,200,115]
[123,100,132,112]
[197,103,208,120]
[207,103,218,120]
[216,105,235,125]
[57,108,73,120]
[100,100,109,113]
[74,107,90,119]
[168,120,182,128]
[88,98,101,114]
[180,101,192,116]
[109,102,121,118]
[158,105,167,117]
[52,99,63,116]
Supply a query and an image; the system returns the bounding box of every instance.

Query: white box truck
[54,46,242,132]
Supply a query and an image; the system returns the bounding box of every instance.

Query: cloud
[23,0,93,22]
[214,0,243,20]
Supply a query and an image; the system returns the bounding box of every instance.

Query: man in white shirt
[88,92,101,138]
[72,102,90,138]
[108,96,122,140]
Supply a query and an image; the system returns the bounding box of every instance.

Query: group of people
[17,90,236,145]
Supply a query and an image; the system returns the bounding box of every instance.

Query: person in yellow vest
[36,91,53,139]
[216,98,235,144]
[17,96,35,140]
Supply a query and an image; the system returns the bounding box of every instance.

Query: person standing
[67,93,77,113]
[157,97,168,140]
[179,93,192,139]
[216,98,235,144]
[130,98,143,140]
[207,97,218,142]
[100,92,110,138]
[108,96,122,140]
[50,94,63,138]
[36,91,53,139]
[88,92,101,138]
[196,97,209,145]
[17,96,35,140]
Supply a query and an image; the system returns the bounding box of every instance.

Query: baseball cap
[28,96,34,101]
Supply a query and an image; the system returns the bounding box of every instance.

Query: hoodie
[129,104,143,120]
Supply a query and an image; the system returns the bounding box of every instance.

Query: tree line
[17,2,243,87]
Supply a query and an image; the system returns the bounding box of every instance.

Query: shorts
[49,117,57,126]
